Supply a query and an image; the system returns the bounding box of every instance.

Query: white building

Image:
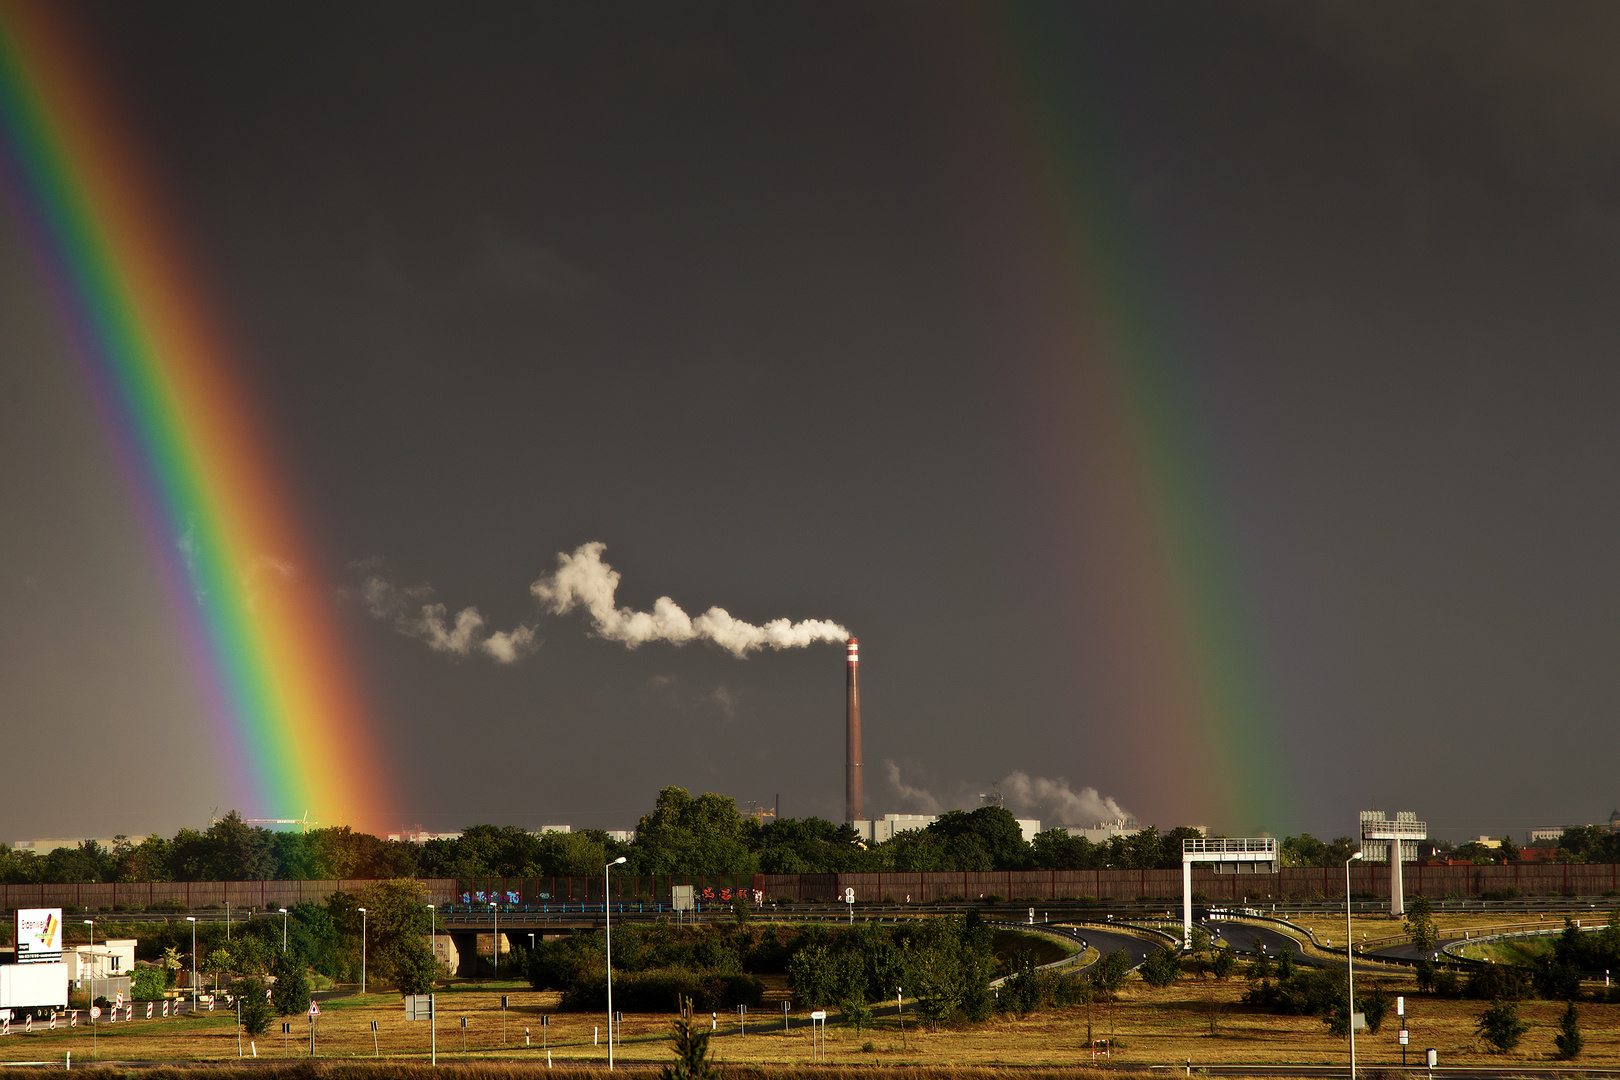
[63,940,136,985]
[9,837,145,854]
[852,814,1043,845]
[1052,821,1142,844]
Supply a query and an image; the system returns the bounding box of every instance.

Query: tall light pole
[186,916,198,1009]
[358,907,368,994]
[490,901,500,980]
[605,855,627,1069]
[279,908,289,952]
[1346,851,1365,1080]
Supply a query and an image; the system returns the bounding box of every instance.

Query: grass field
[4,970,1619,1070]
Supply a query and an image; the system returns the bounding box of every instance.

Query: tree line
[6,792,1618,884]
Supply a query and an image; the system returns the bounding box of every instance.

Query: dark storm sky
[3,2,1619,843]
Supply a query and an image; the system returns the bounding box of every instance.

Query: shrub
[1464,964,1530,1001]
[1554,1001,1582,1059]
[1432,968,1460,997]
[234,976,274,1036]
[1139,947,1182,988]
[1476,999,1528,1052]
[270,955,312,1016]
[131,966,167,1000]
[660,997,719,1080]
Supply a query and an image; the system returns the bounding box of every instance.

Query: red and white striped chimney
[846,637,862,824]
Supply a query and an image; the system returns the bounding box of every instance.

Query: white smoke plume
[998,772,1133,827]
[530,542,847,658]
[359,573,536,664]
[884,761,943,814]
[883,764,1132,827]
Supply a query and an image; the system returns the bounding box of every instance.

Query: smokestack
[846,637,862,824]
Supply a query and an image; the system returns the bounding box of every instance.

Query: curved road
[1058,924,1166,971]
[1207,920,1336,967]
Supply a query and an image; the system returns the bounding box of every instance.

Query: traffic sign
[308,1001,321,1017]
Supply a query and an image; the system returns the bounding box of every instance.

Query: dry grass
[5,973,1620,1071]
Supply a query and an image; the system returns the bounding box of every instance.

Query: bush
[131,966,168,1000]
[270,954,312,1017]
[1464,964,1530,1001]
[660,997,719,1080]
[234,976,274,1036]
[1139,947,1182,988]
[1476,999,1528,1052]
[1554,1001,1582,1059]
[1090,949,1130,997]
[563,968,764,1013]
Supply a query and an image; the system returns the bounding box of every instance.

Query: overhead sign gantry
[1182,837,1278,948]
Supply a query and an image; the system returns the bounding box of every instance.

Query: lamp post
[279,908,289,952]
[491,901,500,980]
[1346,851,1364,1080]
[186,916,198,1010]
[83,919,93,998]
[605,855,627,1069]
[358,907,367,994]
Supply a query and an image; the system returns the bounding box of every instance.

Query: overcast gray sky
[3,2,1619,844]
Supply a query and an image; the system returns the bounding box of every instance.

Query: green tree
[392,936,440,995]
[631,788,759,874]
[1554,1001,1582,1060]
[1476,999,1528,1053]
[1210,945,1236,981]
[1139,947,1182,988]
[1089,949,1131,998]
[1362,983,1391,1033]
[1405,895,1438,954]
[660,998,719,1080]
[334,879,433,990]
[270,954,313,1017]
[235,976,275,1037]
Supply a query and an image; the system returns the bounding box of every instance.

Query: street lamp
[358,907,368,994]
[186,916,198,1009]
[605,855,627,1069]
[1346,851,1365,1080]
[490,901,500,980]
[279,908,289,952]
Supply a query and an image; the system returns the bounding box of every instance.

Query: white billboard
[14,908,63,964]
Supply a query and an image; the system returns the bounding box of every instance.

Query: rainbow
[0,3,393,828]
[970,9,1289,833]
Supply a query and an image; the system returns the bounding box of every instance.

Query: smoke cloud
[884,761,943,814]
[883,764,1133,827]
[359,573,536,664]
[530,542,848,658]
[998,772,1133,827]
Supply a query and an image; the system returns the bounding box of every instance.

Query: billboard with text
[14,908,63,963]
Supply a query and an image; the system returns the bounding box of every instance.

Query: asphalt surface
[1207,920,1337,968]
[1057,924,1167,972]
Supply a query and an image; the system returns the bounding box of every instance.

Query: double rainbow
[0,3,392,828]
